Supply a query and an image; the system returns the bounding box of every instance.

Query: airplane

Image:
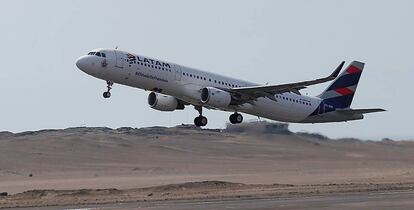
[75,48,385,127]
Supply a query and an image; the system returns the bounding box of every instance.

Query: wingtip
[370,108,387,113]
[331,61,345,78]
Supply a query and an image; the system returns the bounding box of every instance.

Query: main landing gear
[229,112,243,124]
[192,107,243,127]
[103,80,113,98]
[194,106,208,127]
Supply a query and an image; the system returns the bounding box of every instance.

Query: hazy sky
[1,0,412,139]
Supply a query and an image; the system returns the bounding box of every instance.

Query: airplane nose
[75,56,88,71]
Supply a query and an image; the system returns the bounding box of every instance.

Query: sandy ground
[0,124,414,208]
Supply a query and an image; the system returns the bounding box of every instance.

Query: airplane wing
[336,108,386,115]
[223,61,345,102]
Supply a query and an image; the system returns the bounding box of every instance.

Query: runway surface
[12,190,414,210]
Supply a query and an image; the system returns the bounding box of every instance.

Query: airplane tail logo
[318,61,364,109]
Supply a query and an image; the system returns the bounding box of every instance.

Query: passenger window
[101,53,106,57]
[96,52,101,57]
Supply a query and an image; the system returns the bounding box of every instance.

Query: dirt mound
[147,181,245,192]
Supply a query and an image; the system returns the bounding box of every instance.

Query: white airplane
[76,49,385,127]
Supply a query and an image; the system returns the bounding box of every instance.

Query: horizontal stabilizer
[336,108,386,115]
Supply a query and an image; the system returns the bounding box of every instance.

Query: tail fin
[318,61,364,108]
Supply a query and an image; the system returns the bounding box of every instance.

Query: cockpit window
[88,51,106,57]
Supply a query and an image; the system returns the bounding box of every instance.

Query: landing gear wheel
[230,114,236,124]
[193,105,207,127]
[235,113,243,123]
[194,116,208,127]
[103,91,111,98]
[200,116,208,126]
[230,113,243,124]
[103,80,114,99]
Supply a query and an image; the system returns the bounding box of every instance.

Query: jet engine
[200,87,233,108]
[148,92,184,111]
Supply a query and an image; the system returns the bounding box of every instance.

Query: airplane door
[114,51,124,68]
[175,65,182,81]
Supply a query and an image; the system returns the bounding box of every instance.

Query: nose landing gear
[194,105,208,127]
[229,112,243,124]
[103,80,113,98]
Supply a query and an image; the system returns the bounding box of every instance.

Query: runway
[13,190,414,210]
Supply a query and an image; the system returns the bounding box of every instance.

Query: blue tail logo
[309,61,364,117]
[318,61,364,109]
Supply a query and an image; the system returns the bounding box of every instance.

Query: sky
[0,0,412,140]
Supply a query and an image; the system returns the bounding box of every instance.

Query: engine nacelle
[200,87,232,108]
[148,92,184,111]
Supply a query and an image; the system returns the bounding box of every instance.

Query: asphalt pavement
[12,190,414,210]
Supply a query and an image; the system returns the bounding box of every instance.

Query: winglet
[330,61,345,78]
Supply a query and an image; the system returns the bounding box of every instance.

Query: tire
[103,92,111,98]
[194,116,207,127]
[229,114,237,124]
[194,116,201,127]
[236,114,243,123]
[200,116,208,126]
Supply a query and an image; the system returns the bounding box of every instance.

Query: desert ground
[0,121,413,209]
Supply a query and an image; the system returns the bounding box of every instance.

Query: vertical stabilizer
[318,61,364,108]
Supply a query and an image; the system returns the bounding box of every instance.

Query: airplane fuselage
[76,49,368,125]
